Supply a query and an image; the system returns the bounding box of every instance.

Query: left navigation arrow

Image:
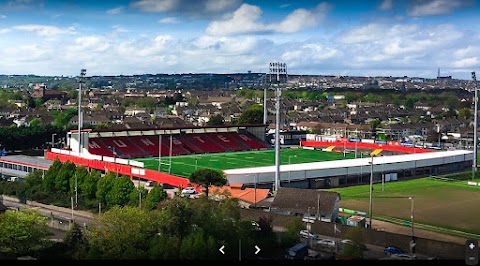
[219,245,225,254]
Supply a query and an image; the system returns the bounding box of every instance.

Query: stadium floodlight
[76,68,86,205]
[269,62,287,193]
[472,71,478,179]
[263,74,268,125]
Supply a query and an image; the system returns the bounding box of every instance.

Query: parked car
[251,221,261,231]
[145,180,156,187]
[316,239,336,249]
[299,230,315,239]
[384,246,405,255]
[181,187,196,195]
[341,239,367,251]
[304,252,321,260]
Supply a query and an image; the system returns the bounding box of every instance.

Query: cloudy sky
[0,0,479,79]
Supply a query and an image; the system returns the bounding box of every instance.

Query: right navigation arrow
[255,245,261,255]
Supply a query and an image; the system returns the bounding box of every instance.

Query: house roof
[209,185,270,204]
[270,187,339,216]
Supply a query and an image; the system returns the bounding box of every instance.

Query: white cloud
[0,28,11,34]
[106,6,124,15]
[0,15,6,19]
[158,17,179,24]
[13,24,76,36]
[206,2,330,35]
[3,0,43,10]
[281,43,338,63]
[452,57,479,68]
[379,0,393,10]
[407,0,472,16]
[130,0,242,18]
[335,22,469,74]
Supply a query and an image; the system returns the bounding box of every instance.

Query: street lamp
[368,155,374,229]
[51,133,57,149]
[254,173,258,208]
[409,196,415,254]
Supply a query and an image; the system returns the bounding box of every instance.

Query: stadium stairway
[174,134,205,154]
[125,136,152,158]
[207,132,246,152]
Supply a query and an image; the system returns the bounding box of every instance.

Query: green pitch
[329,177,480,236]
[134,148,357,178]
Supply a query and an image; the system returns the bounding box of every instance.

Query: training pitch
[134,148,357,178]
[329,177,480,236]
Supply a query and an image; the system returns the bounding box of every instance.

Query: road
[3,198,94,228]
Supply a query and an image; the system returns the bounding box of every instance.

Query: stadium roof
[0,155,52,169]
[223,149,472,175]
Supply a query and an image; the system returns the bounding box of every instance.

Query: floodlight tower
[263,74,268,125]
[76,69,86,205]
[270,62,287,193]
[473,71,478,177]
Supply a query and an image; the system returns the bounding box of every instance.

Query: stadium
[44,124,474,192]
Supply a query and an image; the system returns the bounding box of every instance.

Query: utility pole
[369,155,374,229]
[409,196,416,254]
[169,134,173,174]
[158,134,162,172]
[316,193,320,220]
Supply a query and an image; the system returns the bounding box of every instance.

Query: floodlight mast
[270,62,287,193]
[473,71,478,179]
[76,68,86,205]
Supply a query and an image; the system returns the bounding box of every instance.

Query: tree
[148,233,180,260]
[281,217,304,246]
[159,197,193,240]
[63,222,89,259]
[238,104,263,124]
[207,114,225,126]
[105,175,135,207]
[81,169,100,200]
[24,170,44,200]
[0,210,51,257]
[458,107,472,120]
[129,187,148,208]
[144,185,167,210]
[179,229,210,260]
[188,168,226,197]
[56,160,76,193]
[341,227,365,259]
[86,206,160,259]
[70,165,88,197]
[43,158,63,193]
[369,119,381,139]
[404,97,415,109]
[96,172,116,206]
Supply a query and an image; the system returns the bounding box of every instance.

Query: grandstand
[83,128,268,159]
